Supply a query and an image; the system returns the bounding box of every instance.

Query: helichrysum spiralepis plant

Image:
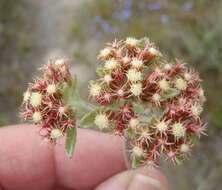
[20,37,206,169]
[88,37,206,168]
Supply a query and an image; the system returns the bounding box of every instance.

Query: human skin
[0,125,169,190]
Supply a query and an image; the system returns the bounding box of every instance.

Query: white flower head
[180,143,190,153]
[50,128,63,139]
[122,56,130,64]
[104,74,112,83]
[148,47,161,56]
[129,118,140,128]
[30,92,43,107]
[89,83,102,97]
[58,106,67,115]
[94,113,109,129]
[99,48,111,58]
[125,37,138,47]
[46,84,57,94]
[132,146,144,157]
[117,89,124,97]
[54,58,66,69]
[175,78,187,90]
[32,111,42,123]
[191,105,203,116]
[184,73,192,81]
[130,83,142,96]
[23,91,31,102]
[104,59,118,70]
[164,63,172,70]
[127,69,142,82]
[156,121,168,132]
[158,79,169,91]
[152,93,161,101]
[131,58,143,68]
[172,122,186,138]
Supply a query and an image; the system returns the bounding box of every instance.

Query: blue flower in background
[160,15,169,24]
[181,2,193,11]
[113,9,131,21]
[147,2,161,11]
[93,16,118,34]
[124,0,132,9]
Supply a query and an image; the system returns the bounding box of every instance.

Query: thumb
[95,167,169,190]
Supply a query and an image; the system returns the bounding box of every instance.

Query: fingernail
[127,174,162,190]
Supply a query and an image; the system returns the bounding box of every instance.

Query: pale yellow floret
[152,93,161,101]
[104,59,118,70]
[104,74,112,83]
[117,89,124,96]
[148,47,160,56]
[172,122,186,138]
[129,118,140,128]
[30,92,43,107]
[130,83,142,96]
[99,48,111,58]
[58,106,66,115]
[50,128,63,139]
[32,111,42,123]
[132,146,144,157]
[131,58,143,68]
[94,113,109,129]
[164,64,172,70]
[54,59,65,69]
[158,79,169,91]
[199,88,206,103]
[184,73,192,80]
[191,105,203,116]
[175,78,187,90]
[125,37,138,47]
[46,84,57,94]
[127,69,142,82]
[89,83,102,97]
[122,56,130,63]
[23,91,31,102]
[156,121,168,132]
[180,144,190,153]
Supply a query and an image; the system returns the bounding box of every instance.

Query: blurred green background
[0,0,222,189]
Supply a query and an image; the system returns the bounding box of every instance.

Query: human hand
[0,125,169,190]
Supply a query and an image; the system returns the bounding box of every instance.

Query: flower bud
[172,122,186,138]
[94,113,109,129]
[30,92,43,107]
[127,69,142,82]
[50,128,63,139]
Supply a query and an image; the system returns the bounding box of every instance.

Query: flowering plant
[20,37,206,169]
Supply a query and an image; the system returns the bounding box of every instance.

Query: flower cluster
[20,58,75,142]
[90,37,206,167]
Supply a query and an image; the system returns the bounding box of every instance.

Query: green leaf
[162,88,180,100]
[96,68,107,77]
[131,155,141,169]
[125,128,136,139]
[65,126,77,158]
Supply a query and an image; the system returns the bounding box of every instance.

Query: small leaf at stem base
[65,126,77,158]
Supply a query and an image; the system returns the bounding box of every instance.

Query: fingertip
[95,166,169,190]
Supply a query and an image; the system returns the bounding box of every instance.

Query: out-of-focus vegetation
[70,0,222,131]
[0,0,33,125]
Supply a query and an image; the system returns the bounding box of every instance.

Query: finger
[0,125,125,190]
[54,127,125,189]
[95,167,169,190]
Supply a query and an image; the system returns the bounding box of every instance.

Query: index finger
[0,125,125,190]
